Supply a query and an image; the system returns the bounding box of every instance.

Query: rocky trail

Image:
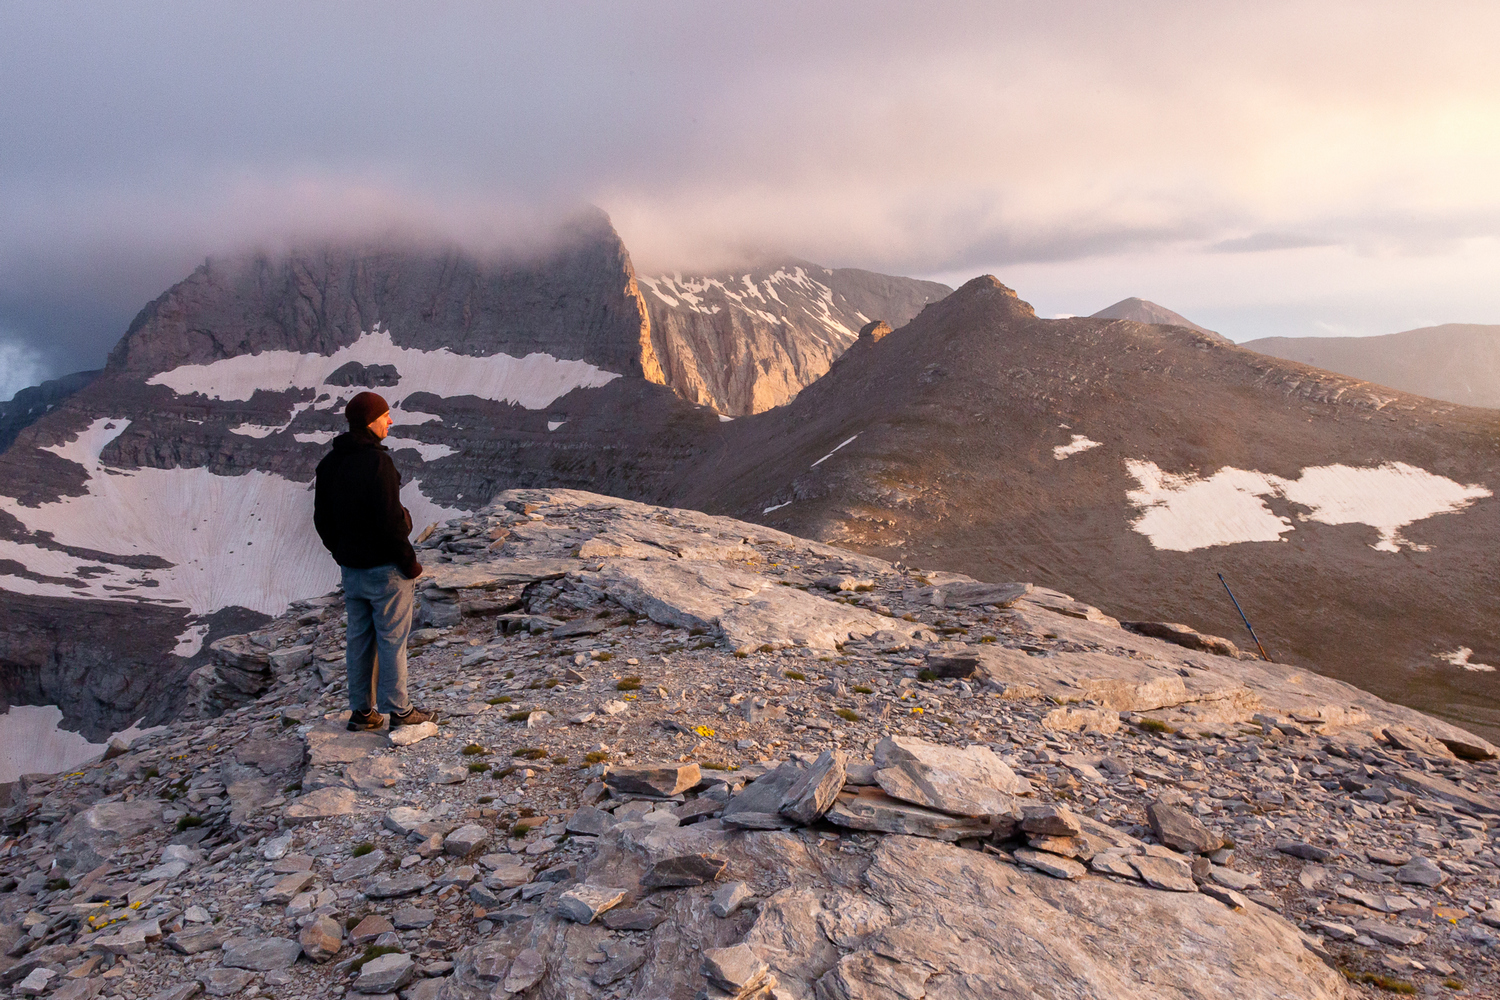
[2,490,1499,999]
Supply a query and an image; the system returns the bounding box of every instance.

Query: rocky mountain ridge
[1,490,1497,998]
[681,277,1500,741]
[1247,324,1500,410]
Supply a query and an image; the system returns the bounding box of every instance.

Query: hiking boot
[346,709,384,731]
[391,706,437,727]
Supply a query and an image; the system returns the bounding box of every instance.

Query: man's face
[368,411,393,439]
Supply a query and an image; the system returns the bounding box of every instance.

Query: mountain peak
[1090,297,1224,341]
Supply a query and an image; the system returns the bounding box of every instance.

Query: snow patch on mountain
[1125,459,1491,552]
[146,326,618,409]
[1054,434,1102,460]
[1436,647,1496,672]
[0,418,465,617]
[0,705,160,784]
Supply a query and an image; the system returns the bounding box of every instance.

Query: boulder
[641,854,729,888]
[1146,800,1223,855]
[299,916,343,962]
[825,787,998,841]
[604,762,701,797]
[221,936,301,971]
[778,749,847,824]
[557,885,629,924]
[871,736,1030,819]
[355,952,416,993]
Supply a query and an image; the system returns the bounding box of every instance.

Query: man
[314,390,436,731]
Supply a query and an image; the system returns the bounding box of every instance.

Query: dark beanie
[345,391,390,429]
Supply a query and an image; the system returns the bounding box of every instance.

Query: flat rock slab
[334,850,388,883]
[355,952,416,993]
[283,786,357,823]
[1147,801,1222,855]
[722,761,803,829]
[198,969,254,997]
[346,756,403,789]
[566,805,614,836]
[701,944,772,994]
[366,873,433,899]
[605,762,702,797]
[445,824,490,856]
[557,885,629,923]
[221,936,301,971]
[711,881,755,917]
[92,919,161,955]
[307,728,390,766]
[1021,804,1082,838]
[825,787,996,841]
[1353,920,1427,947]
[779,749,847,825]
[641,854,729,888]
[873,735,1030,817]
[389,721,439,747]
[1130,855,1197,892]
[424,560,578,590]
[350,914,396,945]
[1394,856,1447,887]
[166,925,227,955]
[1013,849,1087,880]
[383,806,433,835]
[299,916,343,962]
[602,907,665,931]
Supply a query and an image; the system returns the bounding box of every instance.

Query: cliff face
[0,369,100,455]
[640,263,950,415]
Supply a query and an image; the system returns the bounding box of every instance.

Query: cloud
[0,334,45,401]
[3,1,1500,366]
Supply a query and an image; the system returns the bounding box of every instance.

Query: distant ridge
[1090,297,1228,343]
[1246,323,1500,409]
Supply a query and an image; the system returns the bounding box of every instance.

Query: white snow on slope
[812,434,859,468]
[1436,647,1497,672]
[385,437,458,461]
[1054,434,1101,460]
[0,705,162,783]
[1125,459,1490,552]
[0,418,464,618]
[147,326,617,410]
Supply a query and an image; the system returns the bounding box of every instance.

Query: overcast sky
[3,1,1499,397]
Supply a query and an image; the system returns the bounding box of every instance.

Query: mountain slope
[1246,323,1500,409]
[0,369,100,454]
[0,211,719,738]
[676,277,1500,738]
[641,263,950,415]
[1091,297,1228,343]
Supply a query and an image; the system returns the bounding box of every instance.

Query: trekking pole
[1218,573,1271,661]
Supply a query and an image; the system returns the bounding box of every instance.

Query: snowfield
[0,704,160,784]
[1126,459,1491,552]
[1054,434,1102,460]
[146,326,618,410]
[0,418,463,625]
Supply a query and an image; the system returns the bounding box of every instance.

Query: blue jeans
[342,564,415,716]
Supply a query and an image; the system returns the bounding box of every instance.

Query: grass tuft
[595,652,614,661]
[461,743,489,756]
[783,670,806,681]
[175,815,204,832]
[351,843,374,857]
[477,796,494,804]
[468,762,491,773]
[487,696,512,705]
[507,711,531,722]
[1139,719,1176,734]
[616,677,642,690]
[917,669,938,682]
[852,685,874,694]
[583,750,609,764]
[350,945,402,972]
[510,822,533,837]
[835,708,860,722]
[512,747,546,760]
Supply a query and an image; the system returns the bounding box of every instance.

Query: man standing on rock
[314,391,436,732]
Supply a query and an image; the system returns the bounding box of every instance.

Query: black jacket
[314,428,422,579]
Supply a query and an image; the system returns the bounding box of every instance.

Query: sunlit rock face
[640,264,951,416]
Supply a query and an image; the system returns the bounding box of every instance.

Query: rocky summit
[3,489,1498,998]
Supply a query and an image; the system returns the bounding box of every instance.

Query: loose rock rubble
[3,489,1499,998]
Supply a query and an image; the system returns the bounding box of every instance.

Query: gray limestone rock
[383,806,433,836]
[1021,803,1082,838]
[872,736,1029,819]
[556,885,629,923]
[825,787,997,841]
[566,805,614,836]
[604,762,702,797]
[1129,855,1197,892]
[93,919,162,955]
[444,824,490,856]
[393,906,437,930]
[283,786,356,823]
[167,925,228,955]
[221,936,302,971]
[333,849,387,883]
[1353,920,1428,947]
[641,853,729,888]
[603,907,665,931]
[350,915,396,945]
[388,721,439,746]
[1146,800,1223,855]
[143,985,201,1000]
[1393,856,1447,887]
[815,950,930,1000]
[712,881,755,918]
[355,952,416,994]
[701,943,772,994]
[721,761,803,829]
[1013,848,1087,880]
[197,969,255,997]
[262,870,317,902]
[778,749,847,825]
[366,872,433,899]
